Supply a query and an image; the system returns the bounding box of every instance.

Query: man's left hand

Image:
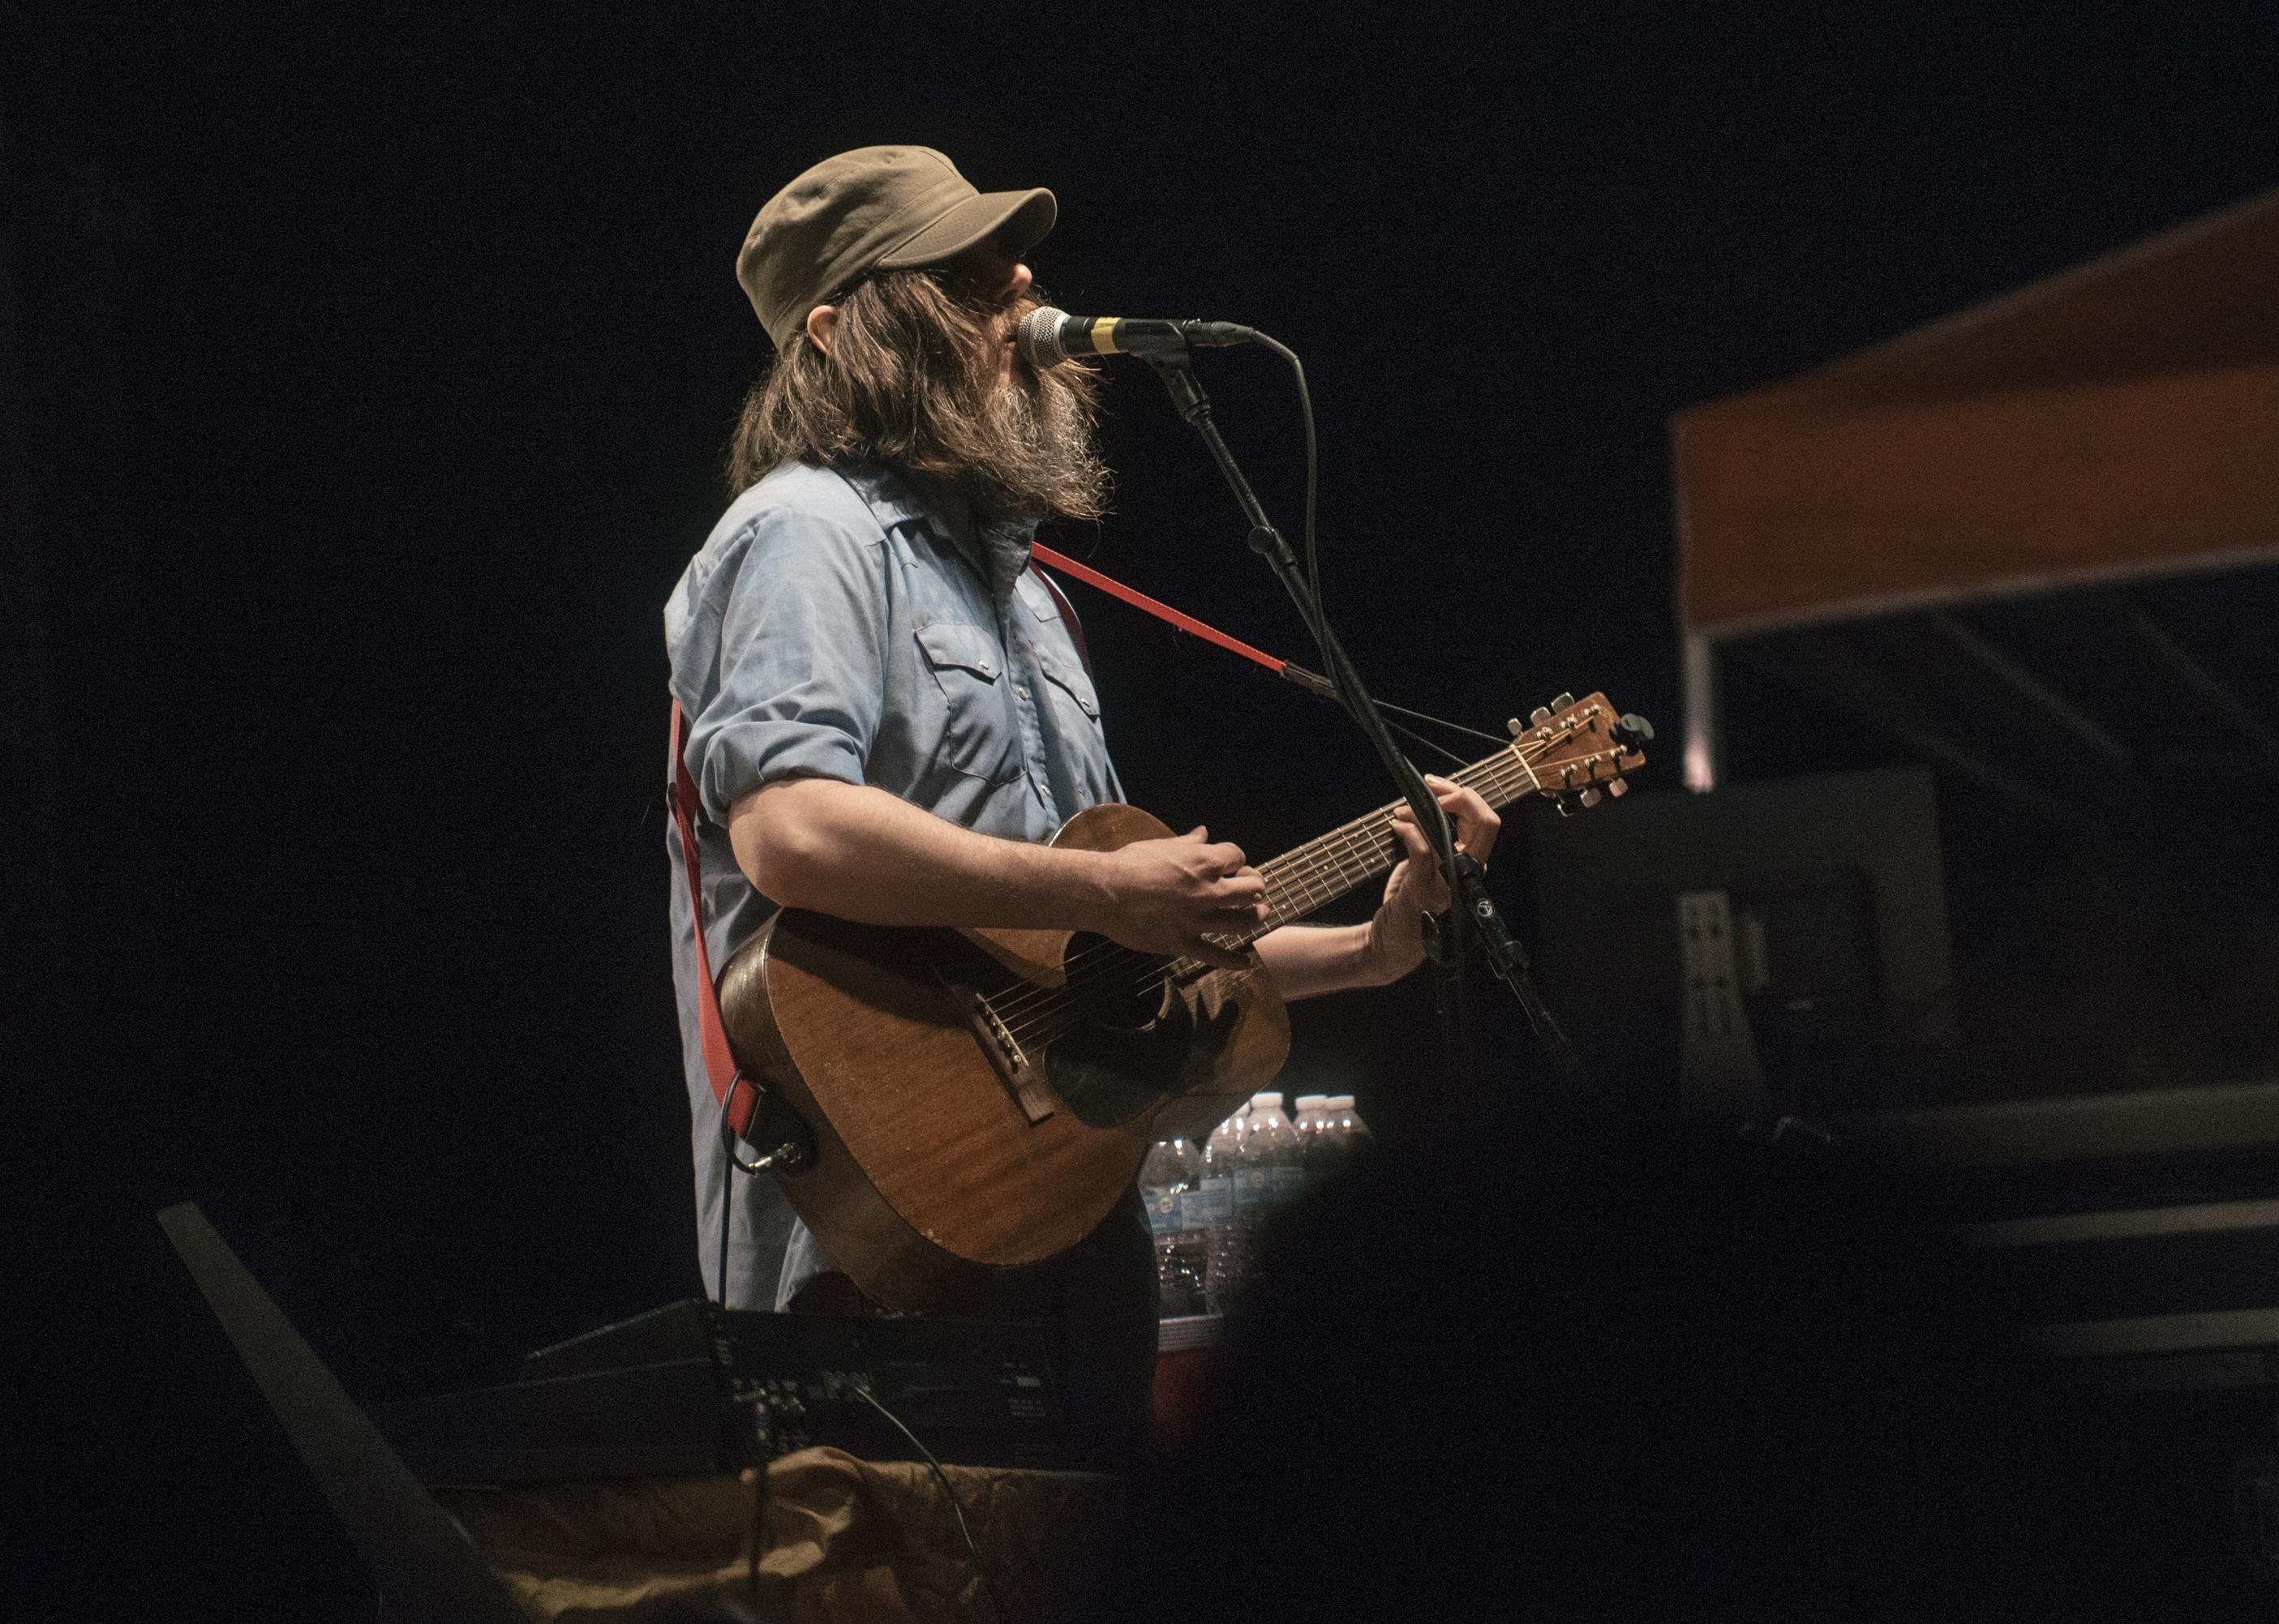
[1367,774,1501,983]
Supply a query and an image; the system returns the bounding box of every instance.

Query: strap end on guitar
[719,1072,807,1177]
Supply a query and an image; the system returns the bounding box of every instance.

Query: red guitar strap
[1026,558,1092,675]
[668,701,754,1135]
[1028,541,1288,679]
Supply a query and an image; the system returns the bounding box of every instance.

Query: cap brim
[875,186,1057,271]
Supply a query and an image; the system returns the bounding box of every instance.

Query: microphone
[1016,306,1257,368]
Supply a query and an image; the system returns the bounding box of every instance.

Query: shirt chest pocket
[913,620,1024,786]
[1036,648,1103,732]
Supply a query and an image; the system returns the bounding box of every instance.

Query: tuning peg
[1528,705,1552,726]
[1554,795,1577,817]
[1607,777,1629,798]
[1616,713,1655,743]
[1578,787,1603,808]
[1552,692,1575,710]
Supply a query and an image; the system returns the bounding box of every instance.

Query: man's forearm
[1253,922,1398,1001]
[729,777,1113,931]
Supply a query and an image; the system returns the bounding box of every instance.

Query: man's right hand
[1090,826,1267,969]
[730,781,1268,965]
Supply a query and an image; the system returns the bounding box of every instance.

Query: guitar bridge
[962,988,1056,1125]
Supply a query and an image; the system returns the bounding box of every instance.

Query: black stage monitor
[1524,766,1959,1117]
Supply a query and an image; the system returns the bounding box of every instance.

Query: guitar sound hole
[1060,932,1171,1032]
[1043,933,1191,1132]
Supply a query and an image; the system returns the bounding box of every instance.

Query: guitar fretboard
[1170,712,1612,973]
[1255,750,1534,932]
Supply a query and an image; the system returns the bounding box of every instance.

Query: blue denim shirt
[664,461,1122,1309]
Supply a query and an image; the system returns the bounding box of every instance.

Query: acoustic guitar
[716,692,1648,1310]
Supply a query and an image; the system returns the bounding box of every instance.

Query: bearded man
[665,147,1496,1450]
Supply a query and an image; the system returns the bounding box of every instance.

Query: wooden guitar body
[716,802,1291,1312]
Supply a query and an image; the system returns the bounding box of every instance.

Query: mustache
[994,293,1045,351]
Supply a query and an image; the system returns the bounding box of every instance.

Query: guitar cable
[713,1100,1002,1613]
[710,1079,998,1611]
[716,1117,738,1310]
[848,1381,1003,1619]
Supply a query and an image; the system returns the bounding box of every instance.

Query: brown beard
[727,270,1109,525]
[985,309,1113,527]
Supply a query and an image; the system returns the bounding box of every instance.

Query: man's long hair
[727,268,1108,524]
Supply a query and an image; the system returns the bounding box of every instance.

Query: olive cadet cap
[736,146,1057,352]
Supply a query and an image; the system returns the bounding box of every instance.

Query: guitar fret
[1257,742,1545,930]
[1238,716,1608,945]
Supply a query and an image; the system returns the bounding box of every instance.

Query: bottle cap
[1294,1094,1329,1110]
[1328,1094,1355,1110]
[1251,1091,1283,1108]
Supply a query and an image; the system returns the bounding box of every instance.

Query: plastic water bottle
[1200,1109,1247,1313]
[1305,1093,1373,1185]
[1291,1094,1332,1190]
[1140,1136,1208,1317]
[1247,1092,1305,1212]
[1292,1094,1331,1149]
[1223,1093,1300,1295]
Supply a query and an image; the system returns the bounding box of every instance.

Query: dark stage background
[11,4,2278,1613]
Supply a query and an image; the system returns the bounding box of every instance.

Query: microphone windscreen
[1016,306,1075,369]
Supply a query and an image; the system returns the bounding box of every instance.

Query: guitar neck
[1236,739,1551,943]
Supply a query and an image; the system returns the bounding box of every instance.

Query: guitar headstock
[1506,692,1651,815]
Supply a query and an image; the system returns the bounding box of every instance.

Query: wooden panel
[1678,360,2279,635]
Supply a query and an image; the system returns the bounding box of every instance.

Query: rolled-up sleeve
[685,504,886,825]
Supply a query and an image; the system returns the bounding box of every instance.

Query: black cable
[1147,341,1480,1090]
[716,1121,737,1311]
[1378,704,1513,749]
[1257,334,1327,658]
[1255,332,1473,1083]
[1257,332,1470,990]
[1212,336,1523,761]
[1225,339,1533,773]
[1248,337,1518,768]
[1294,347,1323,636]
[1385,719,1471,772]
[848,1382,1002,1618]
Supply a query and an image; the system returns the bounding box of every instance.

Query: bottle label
[1234,1165,1272,1209]
[1185,1183,1231,1229]
[1147,1188,1185,1234]
[1268,1165,1307,1203]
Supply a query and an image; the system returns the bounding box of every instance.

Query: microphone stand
[1144,352,1586,1095]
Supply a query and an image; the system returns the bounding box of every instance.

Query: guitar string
[1006,821,1436,1052]
[994,724,1568,1011]
[999,820,1414,1052]
[1002,794,1483,1049]
[981,738,1545,1030]
[983,735,1572,1039]
[983,727,1595,1045]
[985,731,1599,1050]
